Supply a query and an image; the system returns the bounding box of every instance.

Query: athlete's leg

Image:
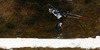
[56,17,63,38]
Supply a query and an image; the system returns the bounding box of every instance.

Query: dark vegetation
[0,0,100,38]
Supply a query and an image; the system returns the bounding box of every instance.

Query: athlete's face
[49,10,53,13]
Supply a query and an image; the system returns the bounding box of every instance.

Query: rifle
[67,13,99,22]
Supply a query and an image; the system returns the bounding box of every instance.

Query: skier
[49,8,66,38]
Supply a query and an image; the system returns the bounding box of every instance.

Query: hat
[49,8,53,11]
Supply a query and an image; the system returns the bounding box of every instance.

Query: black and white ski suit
[52,9,63,34]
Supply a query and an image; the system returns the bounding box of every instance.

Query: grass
[1,47,100,50]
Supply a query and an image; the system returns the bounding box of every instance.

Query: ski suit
[52,9,63,34]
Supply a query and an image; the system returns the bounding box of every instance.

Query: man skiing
[49,8,66,38]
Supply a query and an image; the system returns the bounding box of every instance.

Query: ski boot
[60,33,63,38]
[56,33,63,39]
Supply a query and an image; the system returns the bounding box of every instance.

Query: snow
[0,36,100,49]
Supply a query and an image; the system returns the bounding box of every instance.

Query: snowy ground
[0,36,100,49]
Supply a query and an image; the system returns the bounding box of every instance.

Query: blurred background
[0,0,100,38]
